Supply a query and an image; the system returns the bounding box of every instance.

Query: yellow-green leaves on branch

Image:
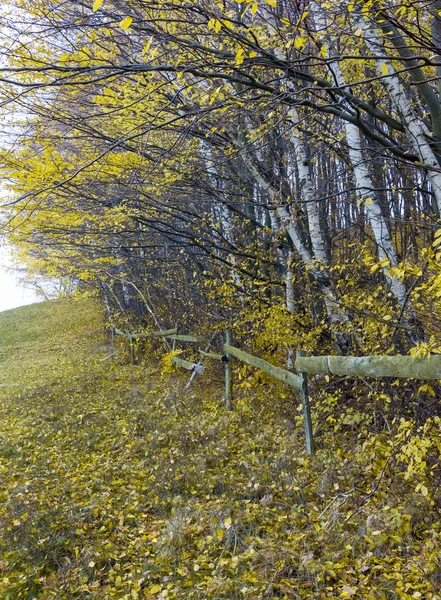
[235,49,245,66]
[207,18,222,32]
[120,16,133,30]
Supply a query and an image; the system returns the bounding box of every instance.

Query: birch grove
[1,0,440,353]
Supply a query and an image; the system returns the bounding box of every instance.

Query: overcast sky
[0,8,44,313]
[0,246,41,312]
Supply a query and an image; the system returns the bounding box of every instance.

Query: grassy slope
[0,299,440,599]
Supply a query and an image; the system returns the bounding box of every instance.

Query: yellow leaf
[142,38,153,55]
[320,44,327,58]
[299,10,309,21]
[215,20,222,32]
[381,62,388,75]
[418,384,436,396]
[249,51,258,58]
[235,48,245,66]
[294,37,306,49]
[251,1,258,16]
[120,16,133,30]
[224,517,232,529]
[395,5,407,17]
[264,0,276,7]
[193,563,200,571]
[379,258,391,267]
[420,484,429,497]
[92,0,104,11]
[348,1,354,11]
[115,576,122,589]
[150,584,162,594]
[223,18,234,29]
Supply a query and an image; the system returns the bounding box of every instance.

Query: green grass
[0,299,103,394]
[0,299,440,599]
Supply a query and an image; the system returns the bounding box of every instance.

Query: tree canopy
[1,0,441,354]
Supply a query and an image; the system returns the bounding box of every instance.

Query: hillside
[0,299,440,599]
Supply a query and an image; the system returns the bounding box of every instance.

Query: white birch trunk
[199,139,241,287]
[288,107,329,266]
[326,58,408,307]
[267,205,287,269]
[121,280,131,307]
[359,16,441,215]
[286,252,296,369]
[286,250,296,315]
[344,120,407,306]
[234,140,349,327]
[270,26,350,330]
[199,140,234,243]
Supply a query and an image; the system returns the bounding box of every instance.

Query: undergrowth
[0,299,441,599]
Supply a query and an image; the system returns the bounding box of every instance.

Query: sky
[0,246,42,312]
[0,7,43,313]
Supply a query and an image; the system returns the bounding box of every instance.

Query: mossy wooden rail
[114,327,180,365]
[114,328,204,364]
[172,357,205,373]
[223,344,303,390]
[198,349,225,361]
[295,354,441,380]
[114,327,178,340]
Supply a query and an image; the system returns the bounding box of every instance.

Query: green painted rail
[295,354,441,380]
[223,344,303,391]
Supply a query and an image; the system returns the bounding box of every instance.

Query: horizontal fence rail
[198,349,225,361]
[114,327,178,339]
[223,344,303,390]
[111,323,441,456]
[295,354,441,380]
[166,334,205,343]
[172,357,205,373]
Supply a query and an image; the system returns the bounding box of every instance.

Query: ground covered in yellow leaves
[1,299,441,599]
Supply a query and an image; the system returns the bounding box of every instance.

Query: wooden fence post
[297,350,314,456]
[225,329,233,410]
[130,336,135,365]
[172,323,178,351]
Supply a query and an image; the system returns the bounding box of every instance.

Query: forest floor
[0,299,440,599]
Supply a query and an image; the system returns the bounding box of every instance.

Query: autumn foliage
[0,299,441,599]
[2,0,441,596]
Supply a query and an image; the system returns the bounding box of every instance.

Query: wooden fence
[113,327,441,457]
